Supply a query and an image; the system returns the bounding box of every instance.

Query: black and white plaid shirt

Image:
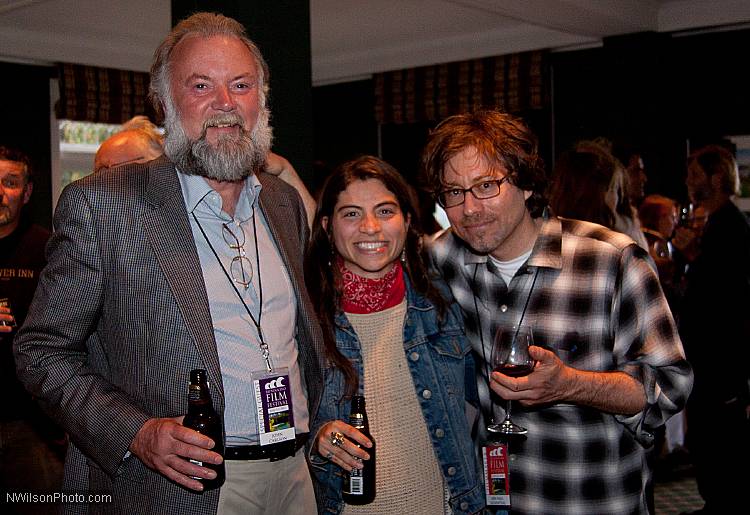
[429,216,693,515]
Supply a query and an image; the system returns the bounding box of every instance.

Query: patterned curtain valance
[55,63,157,124]
[374,50,549,124]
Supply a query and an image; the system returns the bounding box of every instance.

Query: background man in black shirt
[0,145,63,513]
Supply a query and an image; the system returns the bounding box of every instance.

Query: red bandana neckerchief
[339,257,406,314]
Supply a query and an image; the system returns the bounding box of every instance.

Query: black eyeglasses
[436,176,511,208]
[222,222,253,289]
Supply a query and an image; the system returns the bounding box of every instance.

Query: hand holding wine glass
[488,325,535,435]
[678,202,694,228]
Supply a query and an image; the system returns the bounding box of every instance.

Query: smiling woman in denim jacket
[304,156,484,515]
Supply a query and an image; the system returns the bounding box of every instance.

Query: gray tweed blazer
[13,156,325,514]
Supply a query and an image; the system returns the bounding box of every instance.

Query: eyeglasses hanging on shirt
[222,220,253,288]
[193,211,272,372]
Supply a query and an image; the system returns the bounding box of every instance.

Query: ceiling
[1,0,749,85]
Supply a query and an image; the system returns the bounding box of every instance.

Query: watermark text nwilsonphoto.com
[6,492,112,504]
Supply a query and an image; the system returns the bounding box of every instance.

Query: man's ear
[321,216,329,232]
[22,181,33,206]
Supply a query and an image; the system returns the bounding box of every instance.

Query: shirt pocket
[424,330,468,397]
[429,328,465,359]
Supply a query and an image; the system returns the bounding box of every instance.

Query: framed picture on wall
[728,135,750,214]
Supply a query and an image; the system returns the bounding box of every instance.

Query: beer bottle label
[188,384,201,402]
[348,462,364,495]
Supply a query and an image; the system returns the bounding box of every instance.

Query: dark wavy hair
[0,145,33,183]
[304,155,447,396]
[549,140,634,229]
[550,141,618,227]
[420,109,548,217]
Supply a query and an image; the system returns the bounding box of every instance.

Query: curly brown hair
[420,109,548,217]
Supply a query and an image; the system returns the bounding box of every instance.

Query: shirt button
[422,390,432,399]
[460,501,469,511]
[500,304,508,312]
[410,352,420,361]
[435,428,445,438]
[447,466,456,476]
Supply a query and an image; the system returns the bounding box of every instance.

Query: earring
[400,249,407,263]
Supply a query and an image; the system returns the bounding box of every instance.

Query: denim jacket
[309,275,484,514]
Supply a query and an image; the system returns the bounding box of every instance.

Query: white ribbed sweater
[343,300,446,515]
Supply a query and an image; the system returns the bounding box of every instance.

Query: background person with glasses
[14,13,325,515]
[421,109,692,514]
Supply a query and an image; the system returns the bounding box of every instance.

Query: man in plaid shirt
[421,110,692,514]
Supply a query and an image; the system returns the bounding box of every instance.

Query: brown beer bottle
[183,369,225,490]
[342,394,376,504]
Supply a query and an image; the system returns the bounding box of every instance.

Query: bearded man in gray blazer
[14,12,325,515]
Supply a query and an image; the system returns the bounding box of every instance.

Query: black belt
[225,432,309,462]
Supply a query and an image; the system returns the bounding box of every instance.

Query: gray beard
[0,206,12,226]
[163,108,273,182]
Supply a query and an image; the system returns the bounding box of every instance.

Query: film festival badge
[252,369,295,447]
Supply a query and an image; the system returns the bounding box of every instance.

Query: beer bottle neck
[188,383,213,406]
[350,395,366,413]
[349,395,368,429]
[349,413,365,429]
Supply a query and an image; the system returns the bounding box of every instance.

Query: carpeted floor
[652,449,703,515]
[654,473,702,514]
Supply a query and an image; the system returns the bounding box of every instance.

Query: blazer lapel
[141,158,224,401]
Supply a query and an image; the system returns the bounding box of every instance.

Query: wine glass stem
[505,400,513,421]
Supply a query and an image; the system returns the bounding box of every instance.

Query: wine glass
[651,238,672,260]
[678,202,694,228]
[488,325,535,435]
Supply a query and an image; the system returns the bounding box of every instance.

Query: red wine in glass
[488,325,535,435]
[495,362,534,377]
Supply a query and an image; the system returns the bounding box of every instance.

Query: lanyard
[192,210,273,372]
[472,261,539,419]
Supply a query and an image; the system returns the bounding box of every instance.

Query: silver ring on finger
[325,451,334,460]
